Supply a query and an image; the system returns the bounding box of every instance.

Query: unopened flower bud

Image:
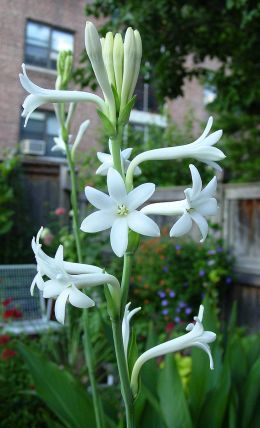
[113,33,124,96]
[103,32,115,86]
[120,28,136,111]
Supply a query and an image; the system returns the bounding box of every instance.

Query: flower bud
[129,30,142,98]
[113,33,124,96]
[120,27,136,111]
[103,32,115,86]
[85,21,115,122]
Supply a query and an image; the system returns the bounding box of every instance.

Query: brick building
[0,0,213,227]
[0,0,212,160]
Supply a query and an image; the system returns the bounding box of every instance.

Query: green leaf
[127,327,138,374]
[158,355,192,428]
[111,84,120,114]
[18,344,96,428]
[198,360,231,428]
[118,96,136,126]
[242,357,260,428]
[97,109,117,138]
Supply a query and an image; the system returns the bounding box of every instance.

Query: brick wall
[0,0,101,156]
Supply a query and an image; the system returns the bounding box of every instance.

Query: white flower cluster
[19,21,221,391]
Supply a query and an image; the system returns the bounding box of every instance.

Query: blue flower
[179,301,187,308]
[161,299,168,307]
[169,290,176,298]
[162,309,169,315]
[175,245,181,251]
[158,291,166,298]
[163,266,169,273]
[185,307,192,315]
[174,316,181,323]
[217,246,223,253]
[199,269,205,277]
[207,249,216,255]
[225,277,232,284]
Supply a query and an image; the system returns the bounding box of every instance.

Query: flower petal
[107,168,127,202]
[96,163,110,175]
[97,152,111,163]
[127,183,155,210]
[55,245,64,262]
[122,148,133,160]
[189,164,202,200]
[192,342,215,369]
[110,217,128,257]
[195,198,218,216]
[68,286,95,308]
[127,211,160,237]
[170,212,192,238]
[54,289,70,324]
[199,176,217,199]
[190,211,209,242]
[43,280,65,298]
[81,210,115,233]
[85,187,114,210]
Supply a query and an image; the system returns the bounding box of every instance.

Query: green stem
[120,252,133,318]
[110,128,124,177]
[111,318,135,428]
[65,144,82,263]
[62,118,104,428]
[83,310,105,428]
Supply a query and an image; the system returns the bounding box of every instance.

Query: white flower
[130,305,216,397]
[51,120,90,154]
[96,140,141,176]
[80,168,160,257]
[31,228,119,324]
[125,116,225,187]
[122,302,141,358]
[142,164,218,242]
[19,64,105,126]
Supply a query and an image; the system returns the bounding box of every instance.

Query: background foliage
[75,0,260,183]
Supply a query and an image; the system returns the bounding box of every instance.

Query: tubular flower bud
[113,33,124,96]
[120,28,137,111]
[103,32,115,87]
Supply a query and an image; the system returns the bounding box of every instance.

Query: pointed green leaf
[18,344,96,428]
[118,96,136,126]
[97,109,117,138]
[242,357,260,428]
[158,355,192,428]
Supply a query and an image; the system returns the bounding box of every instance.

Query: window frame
[24,19,74,70]
[19,109,64,158]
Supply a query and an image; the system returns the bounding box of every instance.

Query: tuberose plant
[19,21,226,428]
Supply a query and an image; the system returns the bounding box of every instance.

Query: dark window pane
[20,112,45,140]
[25,45,49,67]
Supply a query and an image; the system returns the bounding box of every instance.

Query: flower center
[117,204,129,216]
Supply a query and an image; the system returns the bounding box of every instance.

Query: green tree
[75,0,260,182]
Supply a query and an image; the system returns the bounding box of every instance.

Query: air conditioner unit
[20,139,46,156]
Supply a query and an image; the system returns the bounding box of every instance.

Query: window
[20,111,62,157]
[134,77,158,113]
[25,20,74,69]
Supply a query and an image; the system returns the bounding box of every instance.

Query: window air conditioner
[20,139,46,156]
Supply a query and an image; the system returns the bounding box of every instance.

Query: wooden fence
[22,162,260,330]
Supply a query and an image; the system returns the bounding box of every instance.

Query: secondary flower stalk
[130,305,216,397]
[125,116,224,190]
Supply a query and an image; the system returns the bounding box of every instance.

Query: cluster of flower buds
[85,22,142,128]
[55,50,73,90]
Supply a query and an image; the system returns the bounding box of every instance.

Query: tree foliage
[75,0,260,182]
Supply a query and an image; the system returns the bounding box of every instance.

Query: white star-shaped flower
[81,168,160,257]
[96,141,141,176]
[142,164,218,242]
[31,228,119,324]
